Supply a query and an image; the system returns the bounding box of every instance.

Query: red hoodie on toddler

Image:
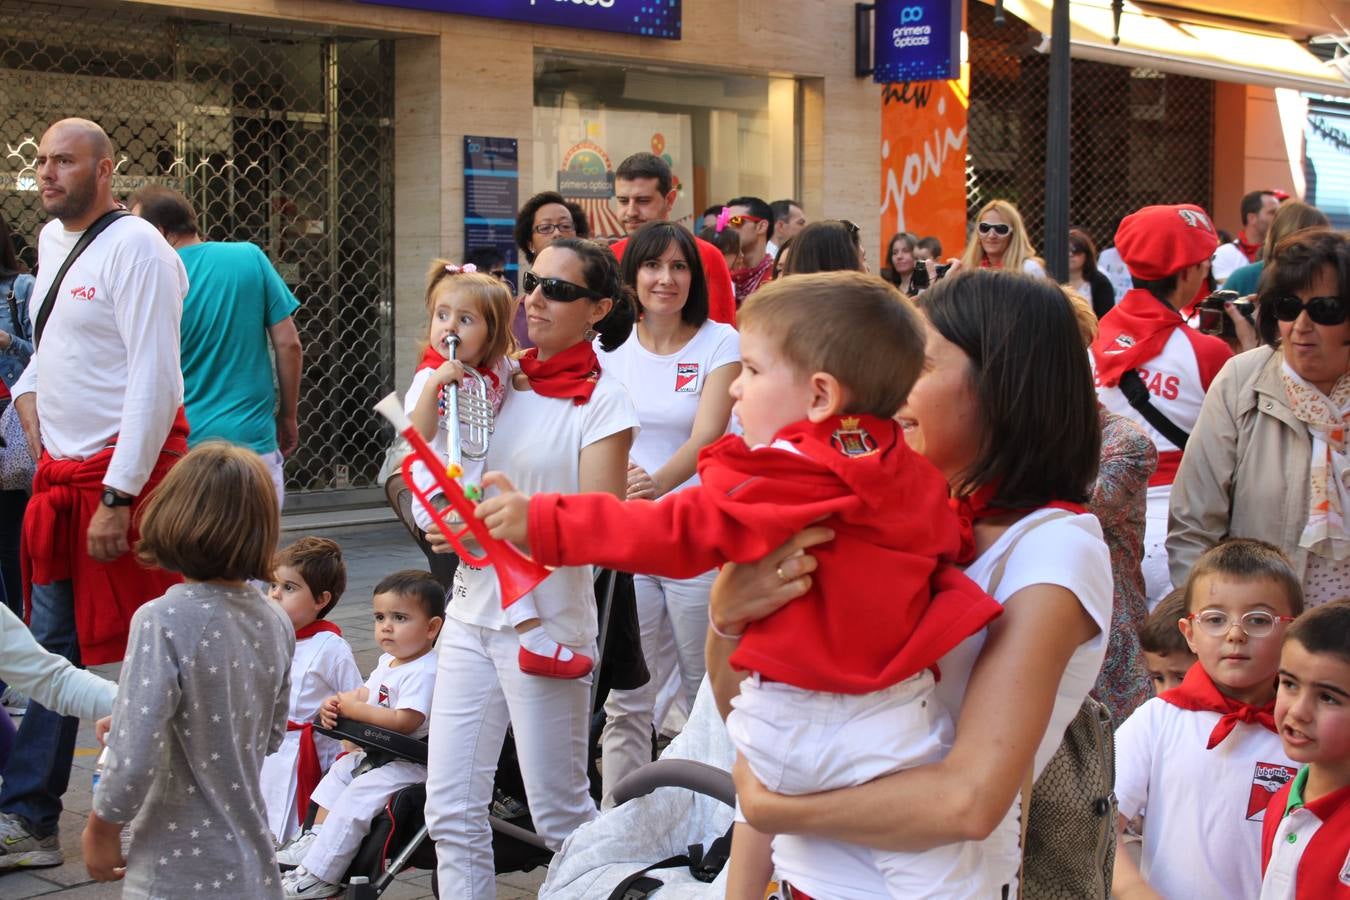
[528,413,1001,694]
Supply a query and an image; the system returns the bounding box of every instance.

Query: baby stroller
[289,564,640,899]
[299,715,555,899]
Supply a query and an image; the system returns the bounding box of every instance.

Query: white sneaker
[0,812,62,870]
[282,865,342,899]
[275,827,319,868]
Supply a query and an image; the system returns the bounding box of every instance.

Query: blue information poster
[464,136,519,273]
[357,0,680,39]
[873,0,961,83]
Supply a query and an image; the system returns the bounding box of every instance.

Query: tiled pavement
[0,520,548,898]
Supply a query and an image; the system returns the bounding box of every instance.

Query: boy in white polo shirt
[1114,539,1302,900]
[1261,599,1350,899]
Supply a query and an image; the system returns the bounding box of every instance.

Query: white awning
[988,0,1350,97]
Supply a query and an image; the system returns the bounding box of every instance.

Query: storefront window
[533,54,798,238]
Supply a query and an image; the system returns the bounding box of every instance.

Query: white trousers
[301,751,427,884]
[424,617,597,899]
[727,672,984,899]
[262,448,287,510]
[1143,484,1175,611]
[600,570,714,807]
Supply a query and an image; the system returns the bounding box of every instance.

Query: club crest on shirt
[675,362,699,393]
[830,417,879,458]
[1104,333,1136,355]
[1247,761,1298,821]
[377,684,391,707]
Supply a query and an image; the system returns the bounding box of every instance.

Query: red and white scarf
[1283,360,1350,561]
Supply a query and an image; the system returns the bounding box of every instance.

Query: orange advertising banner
[879,65,970,263]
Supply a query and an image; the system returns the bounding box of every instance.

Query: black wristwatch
[100,487,134,508]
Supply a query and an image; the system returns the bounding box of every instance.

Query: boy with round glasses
[1114,539,1303,900]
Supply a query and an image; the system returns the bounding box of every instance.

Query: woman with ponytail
[423,238,639,896]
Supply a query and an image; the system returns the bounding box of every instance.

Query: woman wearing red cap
[1170,228,1350,607]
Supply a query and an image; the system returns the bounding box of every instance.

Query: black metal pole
[1044,0,1071,282]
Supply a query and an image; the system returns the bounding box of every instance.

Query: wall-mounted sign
[356,0,681,39]
[879,72,969,266]
[873,0,961,84]
[464,136,519,271]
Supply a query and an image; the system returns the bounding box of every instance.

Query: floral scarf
[1283,360,1350,561]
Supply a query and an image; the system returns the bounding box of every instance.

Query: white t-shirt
[404,356,513,532]
[364,650,438,740]
[598,320,739,492]
[934,509,1114,888]
[1021,258,1048,278]
[1116,697,1297,900]
[449,373,639,646]
[15,216,188,494]
[1213,241,1251,284]
[1098,247,1133,303]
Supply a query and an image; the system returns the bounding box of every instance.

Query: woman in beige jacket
[1168,228,1350,605]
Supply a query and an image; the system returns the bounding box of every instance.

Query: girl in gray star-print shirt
[85,444,294,900]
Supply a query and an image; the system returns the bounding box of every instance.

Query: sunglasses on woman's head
[977,222,1012,237]
[839,219,861,240]
[1273,294,1348,326]
[523,271,601,303]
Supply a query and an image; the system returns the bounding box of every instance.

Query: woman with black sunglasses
[959,200,1046,278]
[423,238,639,896]
[1171,228,1350,607]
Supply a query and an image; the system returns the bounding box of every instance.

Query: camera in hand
[933,262,952,280]
[1197,290,1255,339]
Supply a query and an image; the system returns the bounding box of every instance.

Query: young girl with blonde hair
[404,260,589,676]
[82,442,293,898]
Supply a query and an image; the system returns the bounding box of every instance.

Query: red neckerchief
[948,481,1086,565]
[518,342,601,405]
[1158,662,1277,749]
[295,619,342,640]
[416,345,501,391]
[730,254,774,305]
[1236,231,1262,264]
[1090,289,1185,388]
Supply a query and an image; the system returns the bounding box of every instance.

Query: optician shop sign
[873,0,961,83]
[355,0,681,39]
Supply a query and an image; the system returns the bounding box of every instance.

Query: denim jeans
[0,579,80,837]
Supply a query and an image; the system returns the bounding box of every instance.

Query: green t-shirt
[1223,260,1264,298]
[177,242,299,453]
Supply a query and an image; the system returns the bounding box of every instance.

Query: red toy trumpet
[374,393,550,606]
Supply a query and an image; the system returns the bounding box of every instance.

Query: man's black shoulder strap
[1118,368,1189,449]
[33,208,131,349]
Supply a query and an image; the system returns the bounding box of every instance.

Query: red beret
[1113,204,1219,281]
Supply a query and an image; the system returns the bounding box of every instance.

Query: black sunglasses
[977,222,1012,236]
[1274,294,1348,327]
[523,271,601,303]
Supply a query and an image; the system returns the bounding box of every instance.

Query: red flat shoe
[518,645,594,679]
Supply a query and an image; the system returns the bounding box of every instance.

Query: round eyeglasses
[1187,609,1295,639]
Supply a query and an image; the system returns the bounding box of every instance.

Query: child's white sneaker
[281,865,342,899]
[275,827,319,868]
